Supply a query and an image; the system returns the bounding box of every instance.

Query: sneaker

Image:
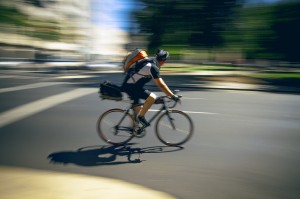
[136,115,150,128]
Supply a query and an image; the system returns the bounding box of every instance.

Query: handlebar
[154,90,182,108]
[168,95,182,108]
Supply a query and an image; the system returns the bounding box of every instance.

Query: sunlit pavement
[0,166,176,199]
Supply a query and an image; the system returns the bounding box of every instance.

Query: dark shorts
[122,84,151,105]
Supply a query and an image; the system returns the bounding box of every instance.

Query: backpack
[123,49,148,72]
[99,81,123,101]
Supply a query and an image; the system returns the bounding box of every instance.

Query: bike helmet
[156,49,169,61]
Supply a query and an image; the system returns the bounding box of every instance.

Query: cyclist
[121,49,180,128]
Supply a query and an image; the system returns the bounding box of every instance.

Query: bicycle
[96,90,194,146]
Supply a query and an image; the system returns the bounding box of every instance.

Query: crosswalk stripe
[0,88,96,128]
[0,75,39,79]
[0,82,67,94]
[54,75,95,79]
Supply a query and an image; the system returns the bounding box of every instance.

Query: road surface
[0,69,300,199]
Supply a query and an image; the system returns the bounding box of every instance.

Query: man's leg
[129,89,156,127]
[136,93,156,127]
[133,105,142,117]
[138,93,156,117]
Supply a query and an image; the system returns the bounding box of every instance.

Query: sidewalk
[1,61,299,94]
[161,72,300,94]
[0,166,176,199]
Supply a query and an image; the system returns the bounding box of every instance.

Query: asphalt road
[0,69,300,199]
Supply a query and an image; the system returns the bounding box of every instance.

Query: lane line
[0,88,96,128]
[183,110,218,115]
[0,82,67,94]
[183,97,206,100]
[54,75,95,79]
[149,109,218,115]
[0,75,39,79]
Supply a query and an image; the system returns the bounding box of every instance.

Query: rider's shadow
[47,144,183,166]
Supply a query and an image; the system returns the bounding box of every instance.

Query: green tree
[132,0,241,53]
[271,1,300,62]
[237,1,300,61]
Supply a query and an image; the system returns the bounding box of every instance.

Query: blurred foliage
[0,4,60,41]
[238,1,300,61]
[0,6,28,27]
[270,2,300,62]
[133,0,241,55]
[132,0,300,62]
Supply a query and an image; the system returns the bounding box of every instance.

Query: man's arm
[153,78,174,97]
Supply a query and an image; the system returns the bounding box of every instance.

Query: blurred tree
[132,0,241,54]
[132,0,300,62]
[271,1,300,62]
[238,1,300,62]
[0,4,60,41]
[238,5,276,60]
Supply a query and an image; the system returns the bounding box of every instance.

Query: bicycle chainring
[133,126,146,138]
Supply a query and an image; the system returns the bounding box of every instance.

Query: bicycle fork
[166,111,176,130]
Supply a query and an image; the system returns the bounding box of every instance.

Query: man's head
[156,49,169,66]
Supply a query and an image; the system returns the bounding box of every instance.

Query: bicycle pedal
[133,127,146,138]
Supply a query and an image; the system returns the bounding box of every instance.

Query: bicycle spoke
[159,121,190,135]
[155,110,193,146]
[102,119,114,126]
[97,109,134,145]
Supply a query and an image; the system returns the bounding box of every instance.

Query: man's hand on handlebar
[171,95,182,104]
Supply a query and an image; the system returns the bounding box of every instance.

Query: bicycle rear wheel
[155,110,193,146]
[97,109,134,145]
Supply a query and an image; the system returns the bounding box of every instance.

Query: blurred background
[0,0,299,71]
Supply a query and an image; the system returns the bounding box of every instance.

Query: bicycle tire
[97,109,135,145]
[155,110,193,146]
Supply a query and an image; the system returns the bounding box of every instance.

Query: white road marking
[148,97,217,115]
[183,110,218,115]
[0,75,19,79]
[149,109,218,115]
[55,75,94,79]
[183,97,206,100]
[0,82,66,94]
[0,75,39,79]
[219,90,262,95]
[0,88,96,128]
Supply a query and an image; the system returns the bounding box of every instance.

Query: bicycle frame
[97,91,193,146]
[114,108,133,133]
[116,97,175,134]
[148,100,173,127]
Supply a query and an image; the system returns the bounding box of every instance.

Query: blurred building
[0,0,129,62]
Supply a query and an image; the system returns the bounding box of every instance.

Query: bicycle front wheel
[155,110,193,146]
[97,109,135,145]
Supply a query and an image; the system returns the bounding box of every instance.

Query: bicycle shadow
[47,144,184,166]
